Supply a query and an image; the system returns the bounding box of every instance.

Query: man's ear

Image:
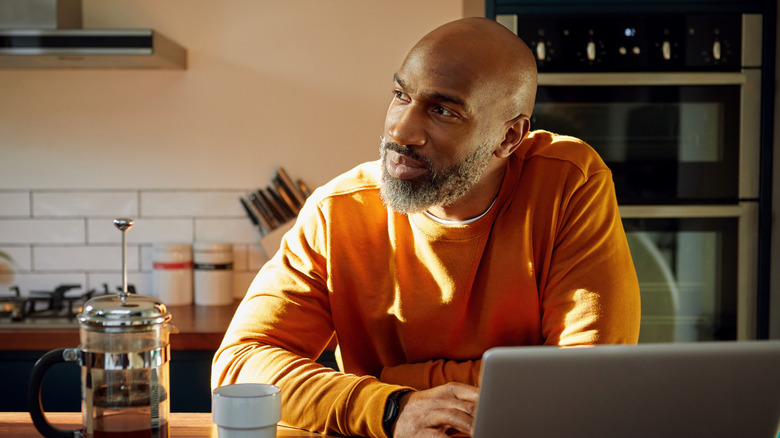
[495,115,531,158]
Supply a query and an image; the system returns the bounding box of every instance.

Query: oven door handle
[538,72,747,86]
[618,204,746,219]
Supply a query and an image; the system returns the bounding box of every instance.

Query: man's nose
[387,105,426,147]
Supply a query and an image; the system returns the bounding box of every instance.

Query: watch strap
[382,389,413,437]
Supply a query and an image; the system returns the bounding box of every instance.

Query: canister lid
[78,293,171,330]
[193,242,233,252]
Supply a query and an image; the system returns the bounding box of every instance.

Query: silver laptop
[474,341,780,438]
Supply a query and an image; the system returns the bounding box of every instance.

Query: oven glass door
[533,81,741,204]
[623,215,739,343]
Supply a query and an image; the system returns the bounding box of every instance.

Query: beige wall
[462,0,485,17]
[0,0,465,190]
[0,1,488,297]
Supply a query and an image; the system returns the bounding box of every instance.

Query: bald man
[213,17,641,438]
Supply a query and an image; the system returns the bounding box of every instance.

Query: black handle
[27,348,80,438]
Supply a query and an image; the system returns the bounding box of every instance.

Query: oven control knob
[586,41,596,61]
[662,41,671,60]
[713,40,722,61]
[536,41,546,61]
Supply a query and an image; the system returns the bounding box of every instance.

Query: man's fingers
[392,383,480,437]
[426,405,475,434]
[437,396,476,421]
[445,382,480,405]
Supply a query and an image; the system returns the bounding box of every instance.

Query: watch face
[383,394,399,422]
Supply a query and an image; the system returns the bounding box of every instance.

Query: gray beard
[379,139,493,214]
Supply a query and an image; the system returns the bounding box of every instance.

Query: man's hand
[392,382,479,437]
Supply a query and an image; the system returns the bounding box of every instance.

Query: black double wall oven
[491,10,763,343]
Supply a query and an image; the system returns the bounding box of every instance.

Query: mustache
[380,140,432,169]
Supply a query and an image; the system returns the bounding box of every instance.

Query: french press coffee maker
[28,219,177,438]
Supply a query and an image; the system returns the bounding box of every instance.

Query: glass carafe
[28,292,176,438]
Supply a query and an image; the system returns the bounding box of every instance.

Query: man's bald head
[381,18,538,215]
[403,17,537,119]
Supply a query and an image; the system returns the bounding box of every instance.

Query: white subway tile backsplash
[247,244,270,270]
[195,218,259,243]
[0,246,32,271]
[33,191,138,217]
[88,271,150,295]
[141,191,246,218]
[0,219,85,244]
[88,218,194,244]
[0,192,30,217]
[4,187,276,300]
[233,245,248,271]
[34,245,140,271]
[140,244,154,271]
[137,271,153,296]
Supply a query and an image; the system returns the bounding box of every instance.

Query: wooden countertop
[0,301,240,351]
[0,412,337,437]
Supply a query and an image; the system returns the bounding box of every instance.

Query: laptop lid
[474,341,780,438]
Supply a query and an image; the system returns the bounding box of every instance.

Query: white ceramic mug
[212,383,282,438]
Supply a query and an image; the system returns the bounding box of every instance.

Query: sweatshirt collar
[408,154,520,241]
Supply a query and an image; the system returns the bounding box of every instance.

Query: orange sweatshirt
[212,130,641,437]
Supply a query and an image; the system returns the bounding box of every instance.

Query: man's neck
[425,162,507,222]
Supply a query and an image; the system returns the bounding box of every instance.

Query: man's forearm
[213,342,411,437]
[380,358,482,389]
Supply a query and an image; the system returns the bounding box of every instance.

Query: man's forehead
[393,72,469,109]
[395,51,483,109]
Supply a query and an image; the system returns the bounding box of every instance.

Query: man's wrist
[382,389,413,437]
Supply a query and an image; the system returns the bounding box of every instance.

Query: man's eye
[393,90,409,102]
[433,106,455,117]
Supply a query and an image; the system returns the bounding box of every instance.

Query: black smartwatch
[382,390,412,436]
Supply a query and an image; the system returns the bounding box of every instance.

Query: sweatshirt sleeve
[211,197,412,437]
[379,359,481,390]
[540,168,641,345]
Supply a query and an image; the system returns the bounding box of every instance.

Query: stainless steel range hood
[0,0,186,69]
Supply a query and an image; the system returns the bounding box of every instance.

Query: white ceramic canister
[194,242,234,306]
[152,243,194,305]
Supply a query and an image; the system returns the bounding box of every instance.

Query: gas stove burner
[0,283,135,327]
[0,286,25,321]
[26,284,93,317]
